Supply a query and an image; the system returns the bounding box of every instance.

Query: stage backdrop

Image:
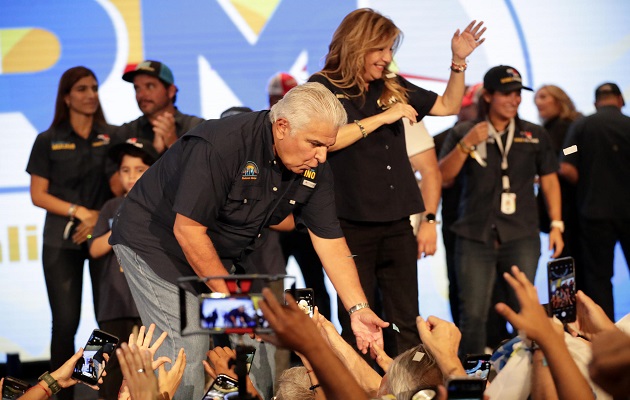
[1,0,629,362]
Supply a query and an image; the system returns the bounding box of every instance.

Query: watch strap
[39,371,61,395]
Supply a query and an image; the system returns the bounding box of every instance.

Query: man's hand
[417,222,437,258]
[350,308,389,356]
[548,228,564,258]
[567,290,615,340]
[152,112,177,149]
[495,266,556,344]
[416,315,465,376]
[203,347,237,380]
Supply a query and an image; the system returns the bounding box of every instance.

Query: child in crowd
[88,138,158,399]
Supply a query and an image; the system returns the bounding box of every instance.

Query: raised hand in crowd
[495,266,594,400]
[116,343,158,400]
[118,324,185,400]
[258,288,369,400]
[314,307,382,396]
[150,111,176,153]
[18,348,102,400]
[567,290,616,341]
[203,346,261,399]
[415,315,466,377]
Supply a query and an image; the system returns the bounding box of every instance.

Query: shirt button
[272,187,278,192]
[390,185,395,190]
[243,199,248,204]
[386,165,391,170]
[385,145,389,150]
[258,234,262,238]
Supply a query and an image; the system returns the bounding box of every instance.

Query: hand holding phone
[547,257,577,323]
[464,354,491,381]
[71,329,119,386]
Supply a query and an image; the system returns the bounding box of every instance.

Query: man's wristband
[457,140,475,155]
[550,220,565,233]
[348,302,370,315]
[67,204,78,219]
[39,371,61,395]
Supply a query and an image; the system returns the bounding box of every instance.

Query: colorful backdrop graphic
[0,0,629,362]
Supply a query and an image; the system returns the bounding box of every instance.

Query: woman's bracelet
[67,203,78,219]
[354,120,368,138]
[457,140,475,154]
[450,60,467,73]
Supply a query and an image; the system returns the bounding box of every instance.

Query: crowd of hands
[2,266,629,400]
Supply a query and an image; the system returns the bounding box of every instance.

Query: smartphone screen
[464,354,491,380]
[200,294,270,333]
[284,288,314,317]
[2,377,30,400]
[446,377,485,399]
[547,257,577,323]
[71,329,119,386]
[201,374,239,399]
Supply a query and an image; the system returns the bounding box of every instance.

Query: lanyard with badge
[490,120,516,214]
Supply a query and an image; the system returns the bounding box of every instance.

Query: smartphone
[284,288,315,317]
[446,376,485,399]
[201,374,239,400]
[71,329,119,386]
[2,376,31,400]
[200,294,271,334]
[463,354,491,381]
[547,256,577,323]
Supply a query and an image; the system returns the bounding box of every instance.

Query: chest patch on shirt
[92,134,111,147]
[302,169,317,188]
[514,130,539,144]
[241,161,259,180]
[51,141,76,151]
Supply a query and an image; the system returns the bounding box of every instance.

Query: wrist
[39,371,62,394]
[348,302,370,316]
[550,220,564,233]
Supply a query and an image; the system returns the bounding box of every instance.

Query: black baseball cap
[122,60,174,85]
[108,138,159,166]
[595,82,625,105]
[483,65,532,92]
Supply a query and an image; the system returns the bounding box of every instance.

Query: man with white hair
[110,82,388,399]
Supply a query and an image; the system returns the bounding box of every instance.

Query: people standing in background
[560,82,630,321]
[439,65,563,356]
[309,8,486,356]
[88,138,158,399]
[534,84,583,284]
[109,60,204,195]
[26,66,114,400]
[433,83,483,327]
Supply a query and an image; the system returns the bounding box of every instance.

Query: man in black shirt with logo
[110,82,388,399]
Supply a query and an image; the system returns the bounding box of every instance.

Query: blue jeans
[113,244,210,400]
[455,233,540,356]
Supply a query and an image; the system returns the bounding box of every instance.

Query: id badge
[501,192,516,214]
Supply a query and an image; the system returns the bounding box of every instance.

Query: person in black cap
[439,65,563,356]
[560,82,629,321]
[88,138,158,399]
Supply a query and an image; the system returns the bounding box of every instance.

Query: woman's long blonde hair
[317,8,408,106]
[537,84,581,121]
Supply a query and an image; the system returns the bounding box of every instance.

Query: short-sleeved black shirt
[561,106,630,219]
[89,196,140,322]
[26,122,114,249]
[439,118,558,244]
[308,74,438,222]
[110,111,343,293]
